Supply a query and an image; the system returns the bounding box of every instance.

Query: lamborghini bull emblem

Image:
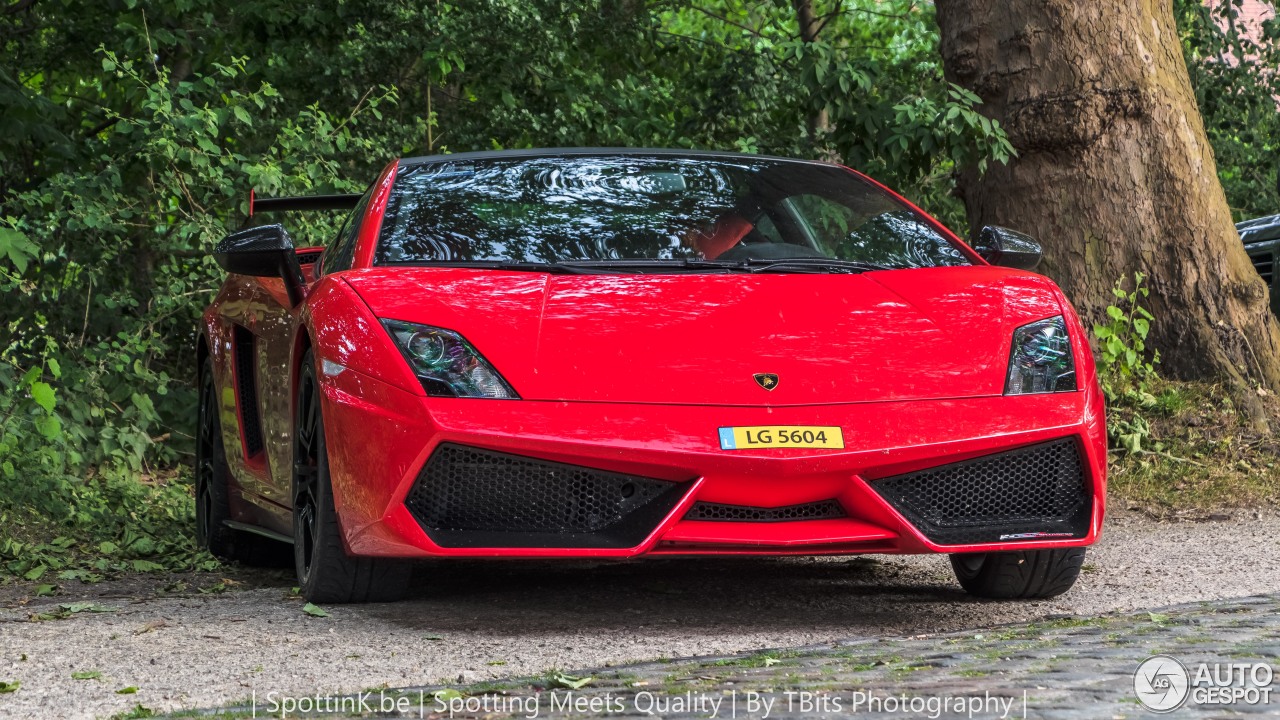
[753,373,780,391]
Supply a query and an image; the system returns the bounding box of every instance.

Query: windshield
[375,154,970,270]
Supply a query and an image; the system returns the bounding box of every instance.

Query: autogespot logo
[1134,655,1191,713]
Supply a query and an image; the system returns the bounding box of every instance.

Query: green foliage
[1174,0,1280,221]
[109,704,156,720]
[1,39,389,577]
[655,0,1013,227]
[1094,273,1163,453]
[1094,272,1161,394]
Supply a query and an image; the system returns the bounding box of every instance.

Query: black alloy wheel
[293,350,411,603]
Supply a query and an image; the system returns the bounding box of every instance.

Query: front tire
[950,548,1086,599]
[293,351,411,603]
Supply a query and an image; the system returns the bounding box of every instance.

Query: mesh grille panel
[405,444,686,548]
[685,500,845,523]
[1248,248,1274,284]
[232,325,263,457]
[872,438,1090,545]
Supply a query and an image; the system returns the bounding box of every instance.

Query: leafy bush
[1093,273,1164,453]
[1175,0,1280,221]
[0,48,391,579]
[1094,272,1161,396]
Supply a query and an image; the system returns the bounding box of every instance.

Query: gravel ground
[1,509,1278,719]
[356,594,1279,720]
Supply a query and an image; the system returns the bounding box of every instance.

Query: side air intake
[404,444,689,549]
[871,438,1091,545]
[232,325,264,457]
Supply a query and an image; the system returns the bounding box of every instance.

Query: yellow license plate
[718,426,844,450]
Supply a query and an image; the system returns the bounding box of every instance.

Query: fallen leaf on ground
[116,687,138,695]
[71,671,102,680]
[0,681,18,693]
[301,603,329,618]
[29,602,117,622]
[551,673,593,690]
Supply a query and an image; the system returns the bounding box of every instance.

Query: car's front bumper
[318,365,1106,558]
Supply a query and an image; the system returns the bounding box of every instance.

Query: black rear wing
[249,190,360,216]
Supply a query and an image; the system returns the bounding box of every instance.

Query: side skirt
[223,520,294,545]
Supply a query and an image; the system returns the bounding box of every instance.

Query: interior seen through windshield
[374,154,970,270]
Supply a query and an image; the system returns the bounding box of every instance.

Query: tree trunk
[792,0,835,150]
[934,0,1280,392]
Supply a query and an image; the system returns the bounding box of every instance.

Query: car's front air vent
[232,325,264,457]
[685,500,845,523]
[871,438,1091,545]
[405,444,690,549]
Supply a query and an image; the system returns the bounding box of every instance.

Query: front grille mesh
[685,500,845,523]
[405,444,685,548]
[872,439,1090,545]
[1248,249,1274,284]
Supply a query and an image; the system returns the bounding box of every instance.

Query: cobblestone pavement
[6,514,1280,719]
[220,594,1280,719]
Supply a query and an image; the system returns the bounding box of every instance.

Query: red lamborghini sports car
[197,149,1106,603]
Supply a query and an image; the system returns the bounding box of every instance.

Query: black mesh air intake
[232,325,263,457]
[871,438,1091,545]
[405,444,688,549]
[685,500,845,523]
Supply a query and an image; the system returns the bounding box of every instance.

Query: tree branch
[4,0,36,16]
[688,5,768,39]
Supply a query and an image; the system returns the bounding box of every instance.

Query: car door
[253,192,374,514]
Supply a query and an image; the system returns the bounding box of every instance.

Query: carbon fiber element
[685,500,845,523]
[871,438,1091,545]
[405,444,687,548]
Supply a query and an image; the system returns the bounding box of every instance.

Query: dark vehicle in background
[1241,213,1280,315]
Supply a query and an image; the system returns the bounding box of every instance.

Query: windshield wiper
[741,258,892,274]
[399,258,890,275]
[407,260,603,274]
[404,259,749,274]
[554,259,745,273]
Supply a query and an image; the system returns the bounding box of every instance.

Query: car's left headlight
[382,320,518,399]
[1005,316,1076,395]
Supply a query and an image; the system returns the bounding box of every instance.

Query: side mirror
[973,226,1043,271]
[213,224,306,306]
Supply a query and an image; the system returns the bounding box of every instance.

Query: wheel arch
[290,320,316,442]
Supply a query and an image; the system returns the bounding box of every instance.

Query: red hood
[343,267,1065,406]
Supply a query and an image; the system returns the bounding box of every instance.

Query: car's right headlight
[382,320,518,399]
[1005,316,1077,395]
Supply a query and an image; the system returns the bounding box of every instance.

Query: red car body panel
[342,266,1066,406]
[199,151,1107,562]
